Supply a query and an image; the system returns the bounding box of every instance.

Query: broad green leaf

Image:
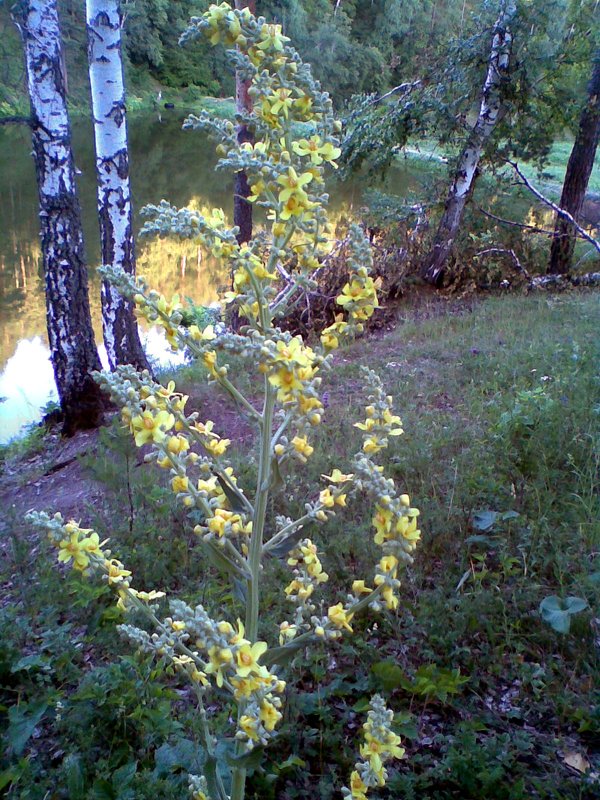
[539,595,587,634]
[64,753,86,799]
[472,510,499,531]
[7,701,47,756]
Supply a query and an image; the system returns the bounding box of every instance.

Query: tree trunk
[87,0,150,371]
[548,51,600,275]
[16,0,106,435]
[233,0,255,245]
[421,0,516,285]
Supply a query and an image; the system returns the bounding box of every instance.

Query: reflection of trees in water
[3,112,544,372]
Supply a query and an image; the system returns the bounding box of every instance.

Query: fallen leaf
[563,751,590,773]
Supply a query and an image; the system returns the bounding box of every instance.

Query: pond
[0,111,432,442]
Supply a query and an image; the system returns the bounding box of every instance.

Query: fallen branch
[507,160,600,255]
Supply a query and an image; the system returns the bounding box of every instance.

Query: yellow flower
[268,367,303,400]
[321,468,354,483]
[320,327,339,349]
[266,87,294,118]
[256,22,289,52]
[239,714,260,741]
[349,770,369,800]
[352,580,372,596]
[259,699,282,731]
[292,136,341,167]
[372,506,393,544]
[328,603,354,632]
[292,435,313,458]
[279,621,297,644]
[319,488,335,508]
[171,475,189,494]
[167,435,190,455]
[135,590,165,603]
[189,323,216,342]
[105,559,132,586]
[130,410,175,447]
[206,645,233,687]
[205,437,231,457]
[235,640,268,677]
[57,533,91,570]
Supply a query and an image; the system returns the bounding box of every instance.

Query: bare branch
[475,205,556,236]
[507,160,600,256]
[365,81,422,108]
[474,246,531,281]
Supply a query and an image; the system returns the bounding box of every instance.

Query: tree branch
[365,80,422,108]
[475,205,556,236]
[506,160,600,255]
[474,246,531,281]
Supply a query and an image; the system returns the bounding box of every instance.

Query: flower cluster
[29,6,423,800]
[342,695,405,800]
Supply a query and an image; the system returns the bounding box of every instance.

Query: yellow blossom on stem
[130,410,175,447]
[328,603,354,632]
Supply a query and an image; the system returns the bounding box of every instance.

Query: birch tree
[548,50,600,275]
[421,0,517,285]
[15,0,106,434]
[87,0,150,371]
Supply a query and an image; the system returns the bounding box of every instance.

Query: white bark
[422,0,517,284]
[87,0,148,371]
[17,0,105,432]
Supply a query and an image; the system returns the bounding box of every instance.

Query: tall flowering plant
[29,6,420,799]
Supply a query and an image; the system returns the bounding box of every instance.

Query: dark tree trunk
[16,0,107,435]
[233,0,255,245]
[548,52,600,275]
[87,0,150,371]
[421,0,516,285]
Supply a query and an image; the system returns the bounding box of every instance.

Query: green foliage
[539,595,588,634]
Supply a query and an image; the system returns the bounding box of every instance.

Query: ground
[0,289,598,799]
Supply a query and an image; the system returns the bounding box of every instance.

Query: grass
[1,291,599,798]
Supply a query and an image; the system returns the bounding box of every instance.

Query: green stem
[231,380,276,800]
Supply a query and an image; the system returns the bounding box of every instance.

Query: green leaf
[393,711,419,740]
[215,473,248,513]
[7,701,47,756]
[226,745,265,770]
[112,762,137,788]
[539,595,588,634]
[372,661,407,691]
[64,753,86,799]
[267,528,308,559]
[154,738,205,776]
[204,541,245,578]
[472,510,499,531]
[273,755,306,774]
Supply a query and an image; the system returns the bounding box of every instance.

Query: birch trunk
[421,0,516,285]
[87,0,150,371]
[16,0,106,434]
[233,0,255,244]
[548,51,600,275]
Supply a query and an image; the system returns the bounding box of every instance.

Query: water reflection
[0,326,189,443]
